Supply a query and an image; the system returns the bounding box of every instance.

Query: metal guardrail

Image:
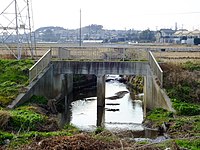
[56,47,148,61]
[148,51,163,88]
[29,49,52,82]
[28,48,163,88]
[28,47,148,83]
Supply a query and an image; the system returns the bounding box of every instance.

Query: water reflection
[63,75,144,131]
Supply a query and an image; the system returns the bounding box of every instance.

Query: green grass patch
[193,116,200,132]
[146,108,174,123]
[167,86,193,103]
[0,59,34,107]
[95,127,105,134]
[63,124,79,134]
[154,139,200,150]
[172,99,200,116]
[0,131,14,145]
[182,61,200,71]
[10,106,46,131]
[28,95,48,105]
[175,139,200,150]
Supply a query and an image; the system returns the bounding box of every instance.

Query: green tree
[139,29,155,42]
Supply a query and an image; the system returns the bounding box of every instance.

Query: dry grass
[0,110,11,128]
[153,51,200,63]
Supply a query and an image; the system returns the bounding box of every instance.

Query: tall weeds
[0,110,11,129]
[160,61,200,103]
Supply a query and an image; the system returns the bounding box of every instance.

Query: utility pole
[79,9,82,46]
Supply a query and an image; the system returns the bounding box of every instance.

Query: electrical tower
[0,0,35,59]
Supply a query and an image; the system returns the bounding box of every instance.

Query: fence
[55,47,148,61]
[29,49,52,82]
[148,51,163,88]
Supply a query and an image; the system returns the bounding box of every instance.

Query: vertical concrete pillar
[96,75,105,127]
[64,74,73,95]
[58,74,73,128]
[143,76,147,118]
[145,67,154,110]
[63,74,73,104]
[52,74,63,98]
[97,75,106,107]
[32,65,55,99]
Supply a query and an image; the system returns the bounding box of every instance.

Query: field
[153,51,200,63]
[0,43,200,62]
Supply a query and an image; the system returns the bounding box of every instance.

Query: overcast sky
[1,0,200,31]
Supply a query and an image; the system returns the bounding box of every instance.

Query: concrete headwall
[144,66,174,112]
[8,64,63,108]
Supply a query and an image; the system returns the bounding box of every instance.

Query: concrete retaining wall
[8,64,63,108]
[144,66,174,113]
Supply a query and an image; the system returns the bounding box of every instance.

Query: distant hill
[34,26,67,33]
[33,24,156,43]
[81,24,104,33]
[34,26,72,42]
[34,25,103,34]
[34,25,105,42]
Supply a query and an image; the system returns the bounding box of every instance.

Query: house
[173,29,200,45]
[156,29,175,43]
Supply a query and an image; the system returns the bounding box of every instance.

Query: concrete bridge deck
[52,61,149,75]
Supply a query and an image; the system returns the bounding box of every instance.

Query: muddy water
[69,75,144,131]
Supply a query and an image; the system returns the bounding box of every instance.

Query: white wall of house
[186,38,194,45]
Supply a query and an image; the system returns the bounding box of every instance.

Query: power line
[144,11,200,16]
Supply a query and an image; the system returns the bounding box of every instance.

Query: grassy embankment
[0,59,34,106]
[0,59,80,149]
[144,61,200,149]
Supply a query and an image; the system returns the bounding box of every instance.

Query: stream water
[58,75,169,141]
[69,75,144,131]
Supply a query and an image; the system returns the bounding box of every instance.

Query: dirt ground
[19,133,123,150]
[18,132,161,150]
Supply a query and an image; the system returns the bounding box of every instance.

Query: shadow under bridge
[52,61,149,126]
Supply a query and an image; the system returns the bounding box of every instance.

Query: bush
[167,85,194,102]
